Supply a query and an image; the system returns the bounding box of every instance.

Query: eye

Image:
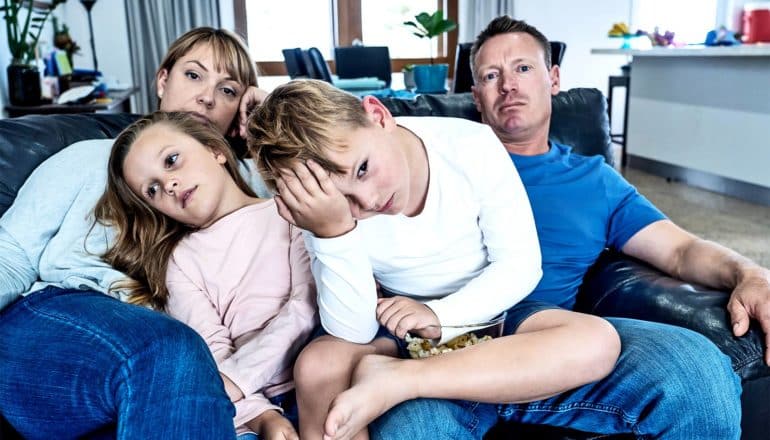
[164,153,178,168]
[146,183,160,199]
[185,71,200,80]
[516,65,533,73]
[356,160,368,178]
[221,86,237,97]
[482,71,499,82]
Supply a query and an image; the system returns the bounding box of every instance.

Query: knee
[568,315,621,384]
[294,337,361,390]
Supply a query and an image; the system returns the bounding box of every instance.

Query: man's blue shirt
[510,142,666,309]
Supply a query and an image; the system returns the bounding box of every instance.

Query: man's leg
[369,398,498,440]
[497,317,741,439]
[0,287,236,439]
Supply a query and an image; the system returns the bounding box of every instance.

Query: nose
[346,191,378,218]
[499,71,517,94]
[164,178,179,195]
[196,85,215,108]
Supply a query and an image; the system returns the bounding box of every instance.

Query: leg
[0,287,236,439]
[369,399,498,440]
[324,304,620,439]
[293,335,397,440]
[497,318,742,439]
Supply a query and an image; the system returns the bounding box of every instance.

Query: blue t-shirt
[510,142,666,309]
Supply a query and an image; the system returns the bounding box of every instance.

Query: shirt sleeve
[233,393,282,431]
[218,225,319,397]
[304,227,380,344]
[425,126,543,343]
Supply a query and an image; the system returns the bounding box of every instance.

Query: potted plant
[402,63,416,90]
[2,0,66,105]
[403,10,457,93]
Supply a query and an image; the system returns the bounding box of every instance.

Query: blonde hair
[94,112,257,309]
[247,79,371,192]
[157,27,258,106]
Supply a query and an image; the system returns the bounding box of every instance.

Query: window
[234,0,458,75]
[633,0,719,44]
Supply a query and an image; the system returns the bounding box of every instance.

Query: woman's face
[156,44,245,135]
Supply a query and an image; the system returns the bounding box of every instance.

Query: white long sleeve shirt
[304,117,542,344]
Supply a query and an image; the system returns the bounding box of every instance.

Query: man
[368,16,763,440]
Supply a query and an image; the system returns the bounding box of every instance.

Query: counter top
[591,44,770,57]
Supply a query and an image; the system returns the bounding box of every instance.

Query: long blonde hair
[94,112,257,309]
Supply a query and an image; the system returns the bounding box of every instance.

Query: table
[5,87,138,117]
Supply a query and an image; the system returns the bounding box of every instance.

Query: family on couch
[1,15,769,440]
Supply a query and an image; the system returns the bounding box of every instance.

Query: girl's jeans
[370,317,742,440]
[0,287,237,439]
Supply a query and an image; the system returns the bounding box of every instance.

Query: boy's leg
[294,334,398,440]
[497,317,742,439]
[0,287,236,439]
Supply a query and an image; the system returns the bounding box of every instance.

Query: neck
[201,183,262,229]
[397,125,430,217]
[496,126,550,157]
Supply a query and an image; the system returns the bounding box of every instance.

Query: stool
[607,75,630,167]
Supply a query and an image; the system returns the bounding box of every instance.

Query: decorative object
[79,0,98,71]
[403,10,456,94]
[2,0,66,105]
[53,16,81,67]
[402,63,416,90]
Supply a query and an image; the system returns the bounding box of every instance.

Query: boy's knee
[294,337,362,388]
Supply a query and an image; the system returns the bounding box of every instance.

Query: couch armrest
[575,250,769,382]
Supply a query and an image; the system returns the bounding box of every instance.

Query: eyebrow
[184,59,237,83]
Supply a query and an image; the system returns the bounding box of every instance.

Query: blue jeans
[369,317,742,439]
[0,287,236,439]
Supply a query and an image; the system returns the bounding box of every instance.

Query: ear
[361,95,395,129]
[549,64,561,96]
[471,85,483,113]
[211,149,227,165]
[156,68,169,100]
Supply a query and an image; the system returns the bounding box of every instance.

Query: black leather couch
[0,89,767,439]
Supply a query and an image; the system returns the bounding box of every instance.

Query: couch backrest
[0,113,140,217]
[380,88,612,164]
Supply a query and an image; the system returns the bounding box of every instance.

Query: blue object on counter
[705,26,741,46]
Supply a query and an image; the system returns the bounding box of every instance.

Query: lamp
[80,0,98,72]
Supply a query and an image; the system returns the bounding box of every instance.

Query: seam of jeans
[499,400,640,426]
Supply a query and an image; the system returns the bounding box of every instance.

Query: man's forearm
[677,237,763,290]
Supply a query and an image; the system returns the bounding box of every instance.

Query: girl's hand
[238,86,269,138]
[248,410,298,440]
[275,160,356,238]
[377,296,441,340]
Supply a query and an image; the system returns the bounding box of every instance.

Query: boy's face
[324,123,413,220]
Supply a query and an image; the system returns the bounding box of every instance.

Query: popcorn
[405,332,493,359]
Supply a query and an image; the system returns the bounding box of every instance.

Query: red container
[742,4,770,43]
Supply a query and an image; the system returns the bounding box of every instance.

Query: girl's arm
[216,224,318,398]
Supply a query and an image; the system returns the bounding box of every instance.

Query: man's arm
[622,219,770,364]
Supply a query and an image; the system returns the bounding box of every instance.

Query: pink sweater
[165,200,317,430]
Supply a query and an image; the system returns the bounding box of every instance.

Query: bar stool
[607,75,630,167]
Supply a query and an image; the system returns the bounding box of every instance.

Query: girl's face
[123,123,240,228]
[156,44,245,135]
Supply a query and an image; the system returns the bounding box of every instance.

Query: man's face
[471,32,560,146]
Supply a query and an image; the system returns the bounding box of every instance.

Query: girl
[95,112,317,440]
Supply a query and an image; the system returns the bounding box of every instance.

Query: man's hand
[727,268,770,365]
[274,160,355,238]
[247,410,298,440]
[377,296,441,339]
[238,86,269,138]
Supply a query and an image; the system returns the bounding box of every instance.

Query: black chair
[282,48,310,79]
[451,40,568,94]
[334,46,392,87]
[306,47,332,83]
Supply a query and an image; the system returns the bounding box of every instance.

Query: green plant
[403,10,457,64]
[2,0,66,65]
[402,63,415,72]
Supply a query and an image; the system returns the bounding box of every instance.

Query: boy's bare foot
[323,354,417,440]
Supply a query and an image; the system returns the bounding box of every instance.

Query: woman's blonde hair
[157,27,258,105]
[247,79,371,192]
[94,112,257,309]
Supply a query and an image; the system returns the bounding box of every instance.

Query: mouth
[499,101,526,112]
[189,112,210,125]
[377,195,394,213]
[181,186,197,209]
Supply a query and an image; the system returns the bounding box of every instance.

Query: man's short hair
[470,16,552,82]
[246,79,371,192]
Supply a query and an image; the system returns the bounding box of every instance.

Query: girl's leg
[324,303,621,440]
[0,287,236,439]
[293,335,397,440]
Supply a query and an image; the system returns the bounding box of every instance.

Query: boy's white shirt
[304,116,542,344]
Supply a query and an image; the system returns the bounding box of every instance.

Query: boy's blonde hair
[247,79,371,191]
[94,112,256,310]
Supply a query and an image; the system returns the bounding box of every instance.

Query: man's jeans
[370,317,742,439]
[0,287,236,439]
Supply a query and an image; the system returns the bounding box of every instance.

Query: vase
[403,70,416,90]
[413,64,448,94]
[7,64,42,106]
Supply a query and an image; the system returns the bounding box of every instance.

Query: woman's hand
[247,410,298,440]
[238,86,269,138]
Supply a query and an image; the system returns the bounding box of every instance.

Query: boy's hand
[377,296,441,340]
[275,160,356,238]
[247,410,298,440]
[238,86,269,138]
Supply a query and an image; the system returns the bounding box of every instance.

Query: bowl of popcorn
[405,312,506,359]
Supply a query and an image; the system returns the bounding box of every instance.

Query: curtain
[125,0,221,114]
[458,0,515,44]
